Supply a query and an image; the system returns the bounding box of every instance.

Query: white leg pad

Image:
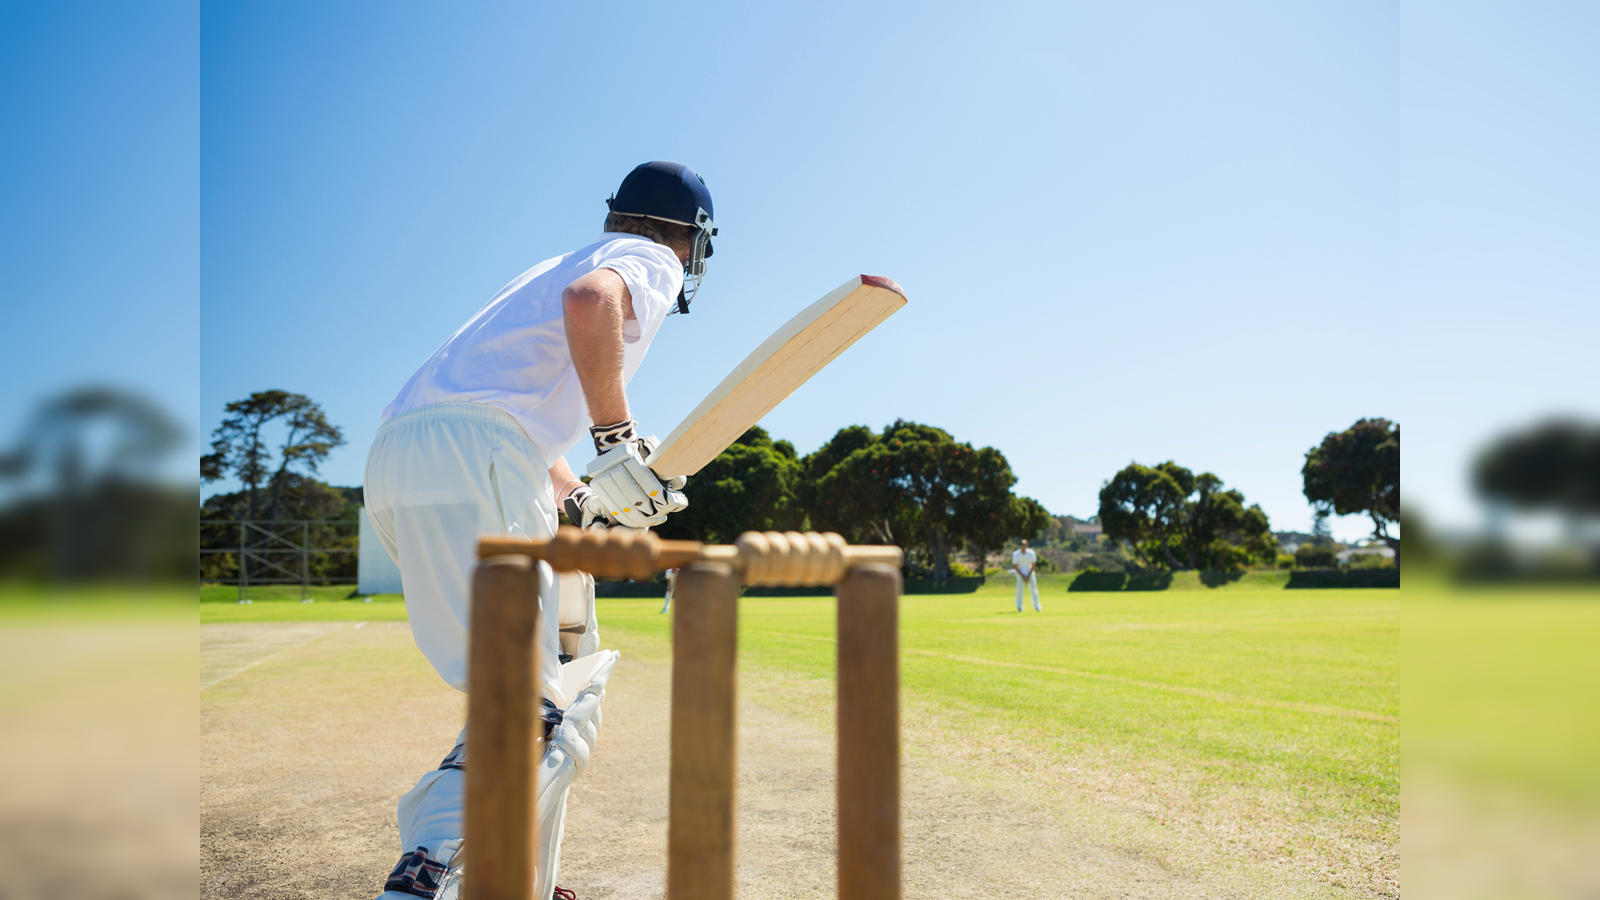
[533,649,620,899]
[429,649,620,900]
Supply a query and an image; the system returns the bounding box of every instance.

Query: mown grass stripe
[746,628,1398,724]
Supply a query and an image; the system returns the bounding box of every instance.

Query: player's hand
[637,435,688,492]
[562,484,616,531]
[585,420,688,528]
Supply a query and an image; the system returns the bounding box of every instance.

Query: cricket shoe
[434,863,574,900]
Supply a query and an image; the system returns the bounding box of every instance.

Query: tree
[803,420,1036,579]
[1097,462,1191,568]
[668,426,804,543]
[0,386,189,579]
[958,487,1051,574]
[801,425,909,547]
[1098,461,1273,570]
[946,444,1017,570]
[1302,418,1400,560]
[1295,543,1340,568]
[1311,508,1334,545]
[814,421,968,576]
[199,474,362,581]
[1182,472,1276,569]
[202,390,346,522]
[794,424,876,532]
[0,385,183,488]
[1473,418,1600,537]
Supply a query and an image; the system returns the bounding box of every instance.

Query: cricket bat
[647,274,907,479]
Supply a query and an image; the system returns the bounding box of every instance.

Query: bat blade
[649,274,907,478]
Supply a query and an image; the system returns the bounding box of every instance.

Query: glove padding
[587,420,688,491]
[585,422,687,528]
[561,484,615,531]
[640,435,688,492]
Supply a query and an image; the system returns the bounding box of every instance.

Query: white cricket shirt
[1011,548,1037,577]
[381,234,682,465]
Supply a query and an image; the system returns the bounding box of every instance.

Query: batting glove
[585,420,688,528]
[561,484,616,531]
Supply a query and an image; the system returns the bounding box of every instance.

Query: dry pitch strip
[469,526,905,899]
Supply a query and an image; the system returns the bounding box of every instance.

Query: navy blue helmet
[608,161,717,313]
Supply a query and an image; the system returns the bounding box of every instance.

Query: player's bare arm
[549,458,582,504]
[561,267,634,426]
[554,281,644,531]
[563,265,686,528]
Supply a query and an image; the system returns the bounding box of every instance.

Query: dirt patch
[202,621,461,900]
[4,619,197,900]
[202,621,344,688]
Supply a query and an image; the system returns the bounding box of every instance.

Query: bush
[1068,571,1125,590]
[1275,553,1295,569]
[947,560,978,578]
[1345,552,1395,570]
[1076,549,1128,573]
[1203,540,1253,572]
[1068,568,1174,591]
[1295,544,1340,568]
[1034,546,1072,572]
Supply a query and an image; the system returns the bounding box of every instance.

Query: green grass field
[200,583,405,622]
[202,572,1400,891]
[639,575,1395,884]
[1404,576,1600,807]
[194,571,1600,896]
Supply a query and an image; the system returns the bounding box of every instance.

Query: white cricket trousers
[1015,570,1041,611]
[363,402,562,899]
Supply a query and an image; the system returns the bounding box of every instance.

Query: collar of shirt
[599,231,671,250]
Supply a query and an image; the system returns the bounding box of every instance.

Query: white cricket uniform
[1012,548,1041,612]
[661,567,676,614]
[363,233,680,899]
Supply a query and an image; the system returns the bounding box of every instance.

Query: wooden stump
[667,561,740,900]
[836,563,902,900]
[465,555,542,900]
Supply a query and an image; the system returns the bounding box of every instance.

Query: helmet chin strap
[674,287,690,315]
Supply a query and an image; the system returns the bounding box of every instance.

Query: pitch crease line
[200,628,337,692]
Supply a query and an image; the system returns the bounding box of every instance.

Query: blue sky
[1,2,197,485]
[8,2,1597,542]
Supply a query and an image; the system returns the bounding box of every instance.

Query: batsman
[362,162,716,899]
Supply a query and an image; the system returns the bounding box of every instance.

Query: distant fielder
[362,162,715,900]
[661,567,677,614]
[1011,539,1042,612]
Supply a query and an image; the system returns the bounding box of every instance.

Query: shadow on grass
[1199,570,1246,588]
[1067,570,1173,592]
[1286,568,1400,589]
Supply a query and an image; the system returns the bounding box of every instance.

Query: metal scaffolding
[199,519,359,601]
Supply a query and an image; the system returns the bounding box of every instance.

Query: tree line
[201,391,1403,582]
[1094,417,1400,572]
[0,386,191,580]
[660,419,1050,579]
[200,391,1052,581]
